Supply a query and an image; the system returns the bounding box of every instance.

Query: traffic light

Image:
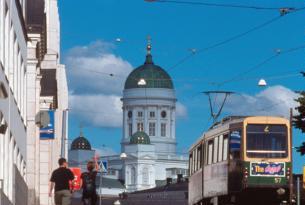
[296,142,305,156]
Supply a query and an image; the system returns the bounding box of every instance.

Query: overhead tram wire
[217,43,305,86]
[168,15,283,71]
[147,0,295,10]
[167,6,305,71]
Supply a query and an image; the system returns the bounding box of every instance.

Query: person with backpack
[80,161,98,205]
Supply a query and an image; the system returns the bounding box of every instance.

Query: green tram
[189,116,292,205]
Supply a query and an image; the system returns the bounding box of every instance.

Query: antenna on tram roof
[202,91,235,123]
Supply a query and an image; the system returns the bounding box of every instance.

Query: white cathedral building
[103,42,188,192]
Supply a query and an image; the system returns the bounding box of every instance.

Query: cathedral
[105,40,188,192]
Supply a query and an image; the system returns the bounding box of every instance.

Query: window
[137,111,143,117]
[197,146,202,169]
[193,149,196,172]
[128,111,132,118]
[149,122,155,136]
[207,140,213,165]
[213,136,219,163]
[137,123,144,132]
[161,111,167,118]
[130,167,136,185]
[189,153,193,175]
[142,167,149,184]
[246,124,287,158]
[161,123,166,137]
[223,135,228,161]
[218,135,223,162]
[128,123,132,136]
[149,111,155,118]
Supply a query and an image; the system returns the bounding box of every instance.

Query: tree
[296,142,305,156]
[293,73,305,156]
[293,91,305,133]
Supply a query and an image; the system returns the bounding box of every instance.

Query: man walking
[49,158,75,205]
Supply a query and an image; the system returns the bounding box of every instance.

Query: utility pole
[289,108,294,204]
[297,177,300,205]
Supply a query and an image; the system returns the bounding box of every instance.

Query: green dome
[124,54,174,89]
[130,131,151,145]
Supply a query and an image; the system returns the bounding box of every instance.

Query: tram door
[228,128,243,192]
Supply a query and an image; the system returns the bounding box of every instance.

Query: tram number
[274,177,282,184]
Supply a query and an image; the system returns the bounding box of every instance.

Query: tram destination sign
[250,162,285,177]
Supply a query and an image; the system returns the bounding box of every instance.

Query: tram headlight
[276,188,286,196]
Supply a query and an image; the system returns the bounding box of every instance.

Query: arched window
[142,167,149,184]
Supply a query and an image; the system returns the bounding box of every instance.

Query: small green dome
[130,131,151,145]
[124,54,174,89]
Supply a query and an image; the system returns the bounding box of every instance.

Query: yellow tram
[189,116,292,205]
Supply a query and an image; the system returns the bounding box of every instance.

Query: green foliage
[296,142,305,156]
[293,91,305,133]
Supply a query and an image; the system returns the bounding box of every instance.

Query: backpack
[82,171,96,195]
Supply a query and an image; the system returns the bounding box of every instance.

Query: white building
[26,0,68,204]
[105,41,188,192]
[0,0,28,204]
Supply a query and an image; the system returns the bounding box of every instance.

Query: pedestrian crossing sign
[99,160,108,173]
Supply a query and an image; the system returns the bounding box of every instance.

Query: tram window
[218,135,223,162]
[223,135,228,161]
[189,153,193,175]
[246,124,287,158]
[213,136,219,163]
[205,143,208,165]
[193,149,196,173]
[202,143,205,166]
[197,146,202,169]
[208,140,213,165]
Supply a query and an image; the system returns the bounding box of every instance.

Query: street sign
[70,167,82,190]
[100,160,108,173]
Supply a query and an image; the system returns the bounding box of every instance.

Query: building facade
[0,0,28,204]
[105,42,188,192]
[26,0,69,204]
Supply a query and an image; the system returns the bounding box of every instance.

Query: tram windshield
[246,124,288,158]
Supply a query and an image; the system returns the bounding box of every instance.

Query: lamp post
[98,160,104,205]
[0,179,3,205]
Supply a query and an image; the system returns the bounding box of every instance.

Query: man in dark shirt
[49,158,75,205]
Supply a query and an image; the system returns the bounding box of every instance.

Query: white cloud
[224,85,299,118]
[176,102,188,118]
[65,41,133,95]
[69,94,122,127]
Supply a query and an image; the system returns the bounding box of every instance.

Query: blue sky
[59,0,305,173]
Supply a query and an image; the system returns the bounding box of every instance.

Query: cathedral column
[123,107,126,139]
[171,108,176,139]
[156,106,160,137]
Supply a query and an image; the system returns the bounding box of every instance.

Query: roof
[124,54,174,89]
[96,176,125,189]
[131,180,188,194]
[130,131,151,145]
[71,132,92,150]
